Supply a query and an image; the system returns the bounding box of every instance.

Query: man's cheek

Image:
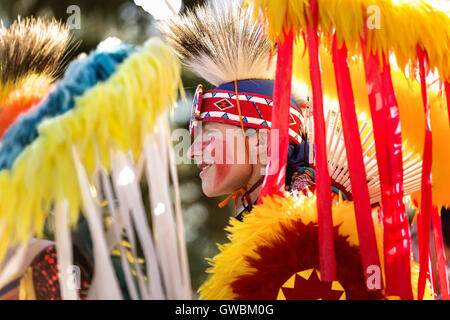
[214,163,231,188]
[212,139,227,164]
[212,141,230,188]
[201,138,216,163]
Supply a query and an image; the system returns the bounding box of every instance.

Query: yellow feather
[249,0,450,81]
[199,193,433,299]
[0,38,181,261]
[0,74,52,109]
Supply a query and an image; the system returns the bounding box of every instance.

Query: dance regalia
[163,1,449,300]
[0,18,191,299]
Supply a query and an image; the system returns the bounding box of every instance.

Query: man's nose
[187,143,195,160]
[187,136,201,160]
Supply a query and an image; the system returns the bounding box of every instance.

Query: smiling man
[163,3,311,220]
[161,1,441,301]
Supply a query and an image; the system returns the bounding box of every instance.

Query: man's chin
[201,183,228,198]
[201,186,220,197]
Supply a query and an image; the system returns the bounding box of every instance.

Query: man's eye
[203,132,216,141]
[203,136,215,144]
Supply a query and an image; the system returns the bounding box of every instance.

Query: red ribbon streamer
[331,34,383,291]
[258,30,294,200]
[417,213,435,296]
[306,0,336,281]
[431,207,449,299]
[360,36,413,299]
[445,82,450,130]
[417,46,433,300]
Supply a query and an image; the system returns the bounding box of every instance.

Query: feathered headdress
[164,0,450,300]
[0,18,191,299]
[248,0,450,300]
[161,1,275,86]
[0,17,72,139]
[163,1,306,152]
[162,2,308,222]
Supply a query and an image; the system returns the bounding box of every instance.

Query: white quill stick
[100,167,140,300]
[54,200,79,300]
[0,243,28,289]
[162,116,193,299]
[144,119,185,299]
[72,146,122,300]
[0,237,54,290]
[321,108,423,204]
[111,154,152,299]
[111,152,164,299]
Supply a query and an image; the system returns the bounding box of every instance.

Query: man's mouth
[198,162,213,177]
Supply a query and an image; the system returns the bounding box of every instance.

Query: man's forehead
[201,122,239,131]
[195,122,247,142]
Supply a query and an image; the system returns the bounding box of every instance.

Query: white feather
[307,105,423,204]
[144,117,188,299]
[164,116,193,299]
[161,1,275,86]
[72,146,123,300]
[54,200,79,300]
[100,166,140,300]
[110,153,157,299]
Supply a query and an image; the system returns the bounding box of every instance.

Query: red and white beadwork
[189,86,305,144]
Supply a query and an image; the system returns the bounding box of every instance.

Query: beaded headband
[190,79,305,144]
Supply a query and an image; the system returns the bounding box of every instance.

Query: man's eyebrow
[202,129,216,135]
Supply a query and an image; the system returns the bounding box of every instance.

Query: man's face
[187,122,253,197]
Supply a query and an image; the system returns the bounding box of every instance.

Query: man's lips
[197,162,213,177]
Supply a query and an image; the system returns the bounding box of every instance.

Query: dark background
[0,0,233,294]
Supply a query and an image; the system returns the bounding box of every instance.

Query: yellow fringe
[199,193,433,300]
[249,0,450,82]
[292,39,450,207]
[0,38,181,260]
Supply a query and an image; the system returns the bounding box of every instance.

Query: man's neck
[247,183,262,205]
[245,170,265,205]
